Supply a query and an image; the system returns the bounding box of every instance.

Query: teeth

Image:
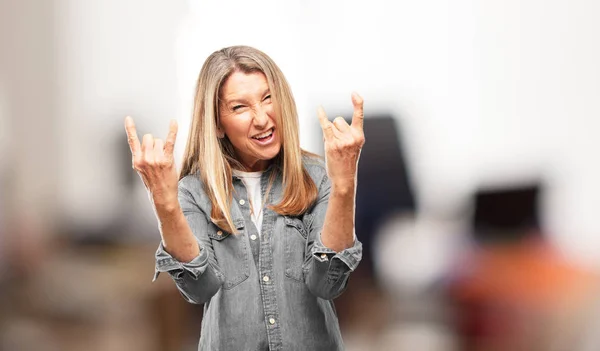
[253,129,273,139]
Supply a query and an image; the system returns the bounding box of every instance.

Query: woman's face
[218,71,281,171]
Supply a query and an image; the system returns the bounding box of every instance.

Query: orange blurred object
[448,237,600,350]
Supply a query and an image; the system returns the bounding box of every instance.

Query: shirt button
[320,253,328,259]
[217,230,223,236]
[263,275,270,282]
[239,199,245,205]
[250,234,257,241]
[269,318,275,325]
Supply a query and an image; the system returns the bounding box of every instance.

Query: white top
[232,169,264,234]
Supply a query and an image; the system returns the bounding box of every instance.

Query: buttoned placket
[234,177,261,268]
[233,171,283,350]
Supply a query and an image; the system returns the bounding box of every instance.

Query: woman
[124,45,364,350]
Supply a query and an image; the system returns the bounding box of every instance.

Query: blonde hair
[180,46,318,233]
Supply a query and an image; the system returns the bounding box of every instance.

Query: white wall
[54,0,188,236]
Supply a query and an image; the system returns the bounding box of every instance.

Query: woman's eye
[232,105,245,111]
[263,95,271,101]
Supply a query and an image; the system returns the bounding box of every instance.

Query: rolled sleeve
[304,234,363,300]
[310,234,362,273]
[153,238,209,282]
[153,237,224,304]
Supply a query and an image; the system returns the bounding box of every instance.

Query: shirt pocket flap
[284,216,307,239]
[207,229,232,241]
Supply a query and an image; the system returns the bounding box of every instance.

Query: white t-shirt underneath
[232,169,264,234]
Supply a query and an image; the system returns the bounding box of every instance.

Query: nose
[253,106,269,129]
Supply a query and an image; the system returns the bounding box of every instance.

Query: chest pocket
[284,216,308,282]
[208,226,250,290]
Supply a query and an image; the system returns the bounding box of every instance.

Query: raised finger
[350,92,364,130]
[164,119,178,156]
[124,116,141,155]
[317,106,335,140]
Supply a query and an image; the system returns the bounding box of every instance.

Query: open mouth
[251,128,274,142]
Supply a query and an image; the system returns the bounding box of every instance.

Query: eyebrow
[224,89,271,105]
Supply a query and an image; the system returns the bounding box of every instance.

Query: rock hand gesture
[317,92,365,184]
[317,92,365,252]
[124,116,180,210]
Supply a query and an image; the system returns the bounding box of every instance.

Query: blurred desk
[0,242,196,351]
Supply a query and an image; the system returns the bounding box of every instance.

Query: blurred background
[1,0,599,350]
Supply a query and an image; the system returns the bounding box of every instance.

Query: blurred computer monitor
[471,183,542,243]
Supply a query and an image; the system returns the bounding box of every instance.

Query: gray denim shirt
[154,156,363,351]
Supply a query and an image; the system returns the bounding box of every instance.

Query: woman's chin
[261,145,282,161]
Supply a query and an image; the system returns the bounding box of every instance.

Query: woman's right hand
[124,116,180,212]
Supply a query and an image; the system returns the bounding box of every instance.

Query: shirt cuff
[153,239,208,282]
[311,234,363,272]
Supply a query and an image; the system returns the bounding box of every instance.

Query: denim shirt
[153,157,363,351]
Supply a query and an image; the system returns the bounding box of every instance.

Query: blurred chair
[354,115,417,276]
[335,114,420,349]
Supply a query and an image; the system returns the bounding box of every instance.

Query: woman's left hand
[318,92,366,185]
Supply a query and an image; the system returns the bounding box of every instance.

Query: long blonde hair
[180,46,318,233]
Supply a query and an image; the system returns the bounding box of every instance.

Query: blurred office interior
[1,0,599,350]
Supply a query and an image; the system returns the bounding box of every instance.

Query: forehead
[221,71,269,100]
